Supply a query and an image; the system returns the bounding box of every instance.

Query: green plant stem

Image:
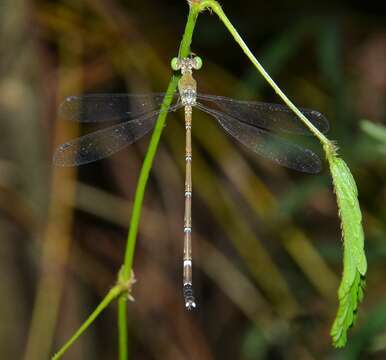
[116,4,201,360]
[118,297,128,360]
[115,77,178,360]
[119,76,178,282]
[199,0,336,155]
[52,286,122,360]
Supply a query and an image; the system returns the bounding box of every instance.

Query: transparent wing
[197,94,329,135]
[54,105,181,166]
[196,103,322,173]
[59,93,178,122]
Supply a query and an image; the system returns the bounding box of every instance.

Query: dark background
[1,0,386,359]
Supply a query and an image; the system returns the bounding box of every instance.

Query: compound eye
[193,56,203,70]
[171,57,180,71]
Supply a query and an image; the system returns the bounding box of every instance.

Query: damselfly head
[171,56,203,74]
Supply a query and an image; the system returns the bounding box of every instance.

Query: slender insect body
[178,60,199,309]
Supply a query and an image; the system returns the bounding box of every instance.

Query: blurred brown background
[1,0,386,359]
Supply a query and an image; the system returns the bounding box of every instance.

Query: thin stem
[199,0,336,156]
[117,3,201,359]
[120,76,177,280]
[52,286,122,360]
[118,297,128,360]
[179,3,200,57]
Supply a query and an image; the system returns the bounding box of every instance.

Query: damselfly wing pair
[54,56,329,310]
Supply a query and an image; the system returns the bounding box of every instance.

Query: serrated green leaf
[328,155,367,348]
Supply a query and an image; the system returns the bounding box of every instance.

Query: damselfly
[54,56,329,310]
